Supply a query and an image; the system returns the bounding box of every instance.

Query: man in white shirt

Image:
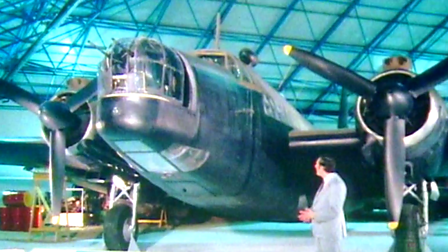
[298,156,347,252]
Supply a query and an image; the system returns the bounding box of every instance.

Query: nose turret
[98,37,185,101]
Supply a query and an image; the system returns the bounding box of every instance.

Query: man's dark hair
[318,156,336,173]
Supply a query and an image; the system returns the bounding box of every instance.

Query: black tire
[394,204,423,252]
[103,204,139,251]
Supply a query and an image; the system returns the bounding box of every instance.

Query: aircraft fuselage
[96,52,312,221]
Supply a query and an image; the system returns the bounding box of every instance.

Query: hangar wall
[0,109,41,138]
[0,104,353,135]
[0,109,46,205]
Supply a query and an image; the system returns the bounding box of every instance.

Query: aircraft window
[199,55,226,67]
[235,61,252,83]
[225,55,253,83]
[198,53,252,83]
[227,56,240,78]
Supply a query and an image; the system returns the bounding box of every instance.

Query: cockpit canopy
[99,37,185,101]
[193,50,253,84]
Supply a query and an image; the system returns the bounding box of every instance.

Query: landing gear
[390,180,432,252]
[394,204,424,252]
[103,176,140,251]
[104,203,139,251]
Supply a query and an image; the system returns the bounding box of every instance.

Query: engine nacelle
[355,70,448,161]
[41,91,97,152]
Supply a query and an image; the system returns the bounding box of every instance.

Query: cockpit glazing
[99,37,185,101]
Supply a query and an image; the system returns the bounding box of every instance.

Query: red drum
[2,192,32,207]
[11,207,31,232]
[0,207,11,231]
[10,207,21,231]
[21,207,32,231]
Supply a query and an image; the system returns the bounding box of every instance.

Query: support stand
[138,208,168,228]
[28,173,70,242]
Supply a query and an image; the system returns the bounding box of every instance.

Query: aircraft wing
[0,137,125,173]
[0,137,49,169]
[289,128,361,149]
[288,127,366,169]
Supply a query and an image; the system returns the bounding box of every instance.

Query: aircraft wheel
[103,203,139,251]
[394,204,423,252]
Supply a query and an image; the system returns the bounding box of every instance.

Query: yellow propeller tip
[388,222,399,230]
[283,45,293,55]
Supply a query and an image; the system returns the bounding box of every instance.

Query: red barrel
[2,192,32,207]
[0,207,11,231]
[10,207,31,232]
[21,207,31,231]
[10,207,21,231]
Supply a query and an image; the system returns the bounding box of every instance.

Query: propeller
[407,57,448,98]
[283,45,377,98]
[0,79,98,217]
[283,45,448,226]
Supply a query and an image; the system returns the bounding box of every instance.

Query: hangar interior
[0,0,448,250]
[2,0,448,129]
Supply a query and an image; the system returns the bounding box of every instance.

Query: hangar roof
[1,0,448,127]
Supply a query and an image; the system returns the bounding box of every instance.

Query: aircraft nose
[96,93,199,147]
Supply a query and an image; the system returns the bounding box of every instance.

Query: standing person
[298,156,347,252]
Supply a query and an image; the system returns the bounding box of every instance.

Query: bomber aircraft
[1,37,448,251]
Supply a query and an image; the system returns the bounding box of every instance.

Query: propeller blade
[384,116,406,225]
[0,80,42,115]
[49,130,66,217]
[66,78,98,112]
[283,45,377,97]
[408,57,448,98]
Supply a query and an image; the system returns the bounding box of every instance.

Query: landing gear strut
[103,176,140,251]
[389,180,432,252]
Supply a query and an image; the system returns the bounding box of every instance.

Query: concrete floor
[0,217,446,252]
